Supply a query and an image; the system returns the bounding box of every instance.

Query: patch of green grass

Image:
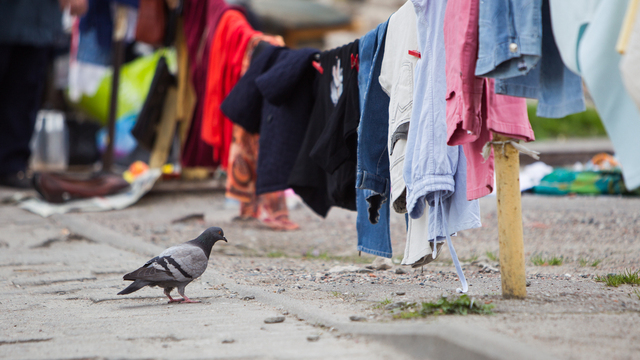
[485,251,499,262]
[374,298,393,309]
[392,295,494,318]
[330,291,341,297]
[579,257,602,267]
[304,252,374,264]
[595,269,640,287]
[579,258,588,267]
[632,289,640,300]
[531,254,564,266]
[528,104,606,140]
[461,254,479,263]
[266,251,287,258]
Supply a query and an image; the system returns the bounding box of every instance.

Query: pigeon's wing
[158,243,209,280]
[123,256,177,282]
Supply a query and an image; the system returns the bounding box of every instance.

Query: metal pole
[493,133,527,299]
[103,6,128,172]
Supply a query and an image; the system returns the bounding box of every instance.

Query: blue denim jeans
[494,0,585,118]
[356,20,392,258]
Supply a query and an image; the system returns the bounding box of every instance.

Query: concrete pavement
[0,188,561,360]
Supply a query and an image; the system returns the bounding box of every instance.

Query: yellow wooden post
[492,133,527,299]
[149,87,178,169]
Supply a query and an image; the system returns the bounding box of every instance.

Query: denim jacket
[475,0,543,79]
[494,0,586,118]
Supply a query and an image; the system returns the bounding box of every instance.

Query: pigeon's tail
[117,280,151,295]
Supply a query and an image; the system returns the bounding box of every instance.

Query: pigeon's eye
[218,231,222,235]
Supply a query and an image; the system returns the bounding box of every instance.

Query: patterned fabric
[533,168,640,196]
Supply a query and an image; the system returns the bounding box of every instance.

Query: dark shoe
[33,172,130,203]
[0,171,33,189]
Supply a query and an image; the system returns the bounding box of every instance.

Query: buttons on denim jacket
[509,43,518,53]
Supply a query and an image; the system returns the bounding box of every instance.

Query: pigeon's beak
[222,237,228,242]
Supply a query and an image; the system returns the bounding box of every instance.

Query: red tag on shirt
[351,54,359,71]
[408,50,421,58]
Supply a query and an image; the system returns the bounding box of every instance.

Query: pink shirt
[444,0,534,200]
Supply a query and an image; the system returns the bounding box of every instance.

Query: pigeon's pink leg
[177,288,200,303]
[179,296,200,303]
[165,288,182,303]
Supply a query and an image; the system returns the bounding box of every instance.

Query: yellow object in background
[123,161,150,183]
[616,0,640,54]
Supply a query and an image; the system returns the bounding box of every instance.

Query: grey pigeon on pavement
[117,227,227,303]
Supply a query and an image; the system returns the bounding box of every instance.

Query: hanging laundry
[221,43,318,196]
[224,34,296,231]
[491,0,586,118]
[404,0,481,292]
[288,41,360,216]
[181,0,237,168]
[377,1,435,265]
[202,9,261,170]
[356,20,392,258]
[475,0,542,79]
[378,1,418,214]
[548,0,600,75]
[550,0,640,191]
[620,3,640,112]
[444,0,534,200]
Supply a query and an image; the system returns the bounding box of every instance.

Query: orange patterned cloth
[201,10,260,170]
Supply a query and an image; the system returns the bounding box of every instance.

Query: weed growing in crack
[461,254,479,263]
[485,251,499,262]
[578,258,602,267]
[531,254,563,266]
[266,251,286,258]
[373,298,393,309]
[390,295,494,318]
[595,269,640,287]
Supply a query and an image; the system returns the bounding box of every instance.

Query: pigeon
[117,227,227,303]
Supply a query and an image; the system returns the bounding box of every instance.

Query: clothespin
[312,61,323,74]
[408,50,421,58]
[312,53,323,74]
[350,53,359,71]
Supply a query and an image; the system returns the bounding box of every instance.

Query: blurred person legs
[0,45,51,188]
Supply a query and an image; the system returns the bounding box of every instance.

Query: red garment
[444,0,534,200]
[201,10,260,170]
[181,0,244,168]
[181,0,233,168]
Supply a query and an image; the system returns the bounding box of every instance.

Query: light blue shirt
[552,0,640,191]
[404,0,480,231]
